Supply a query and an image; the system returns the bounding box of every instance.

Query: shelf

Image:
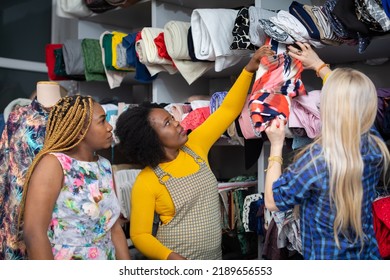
[316,33,390,64]
[80,0,256,30]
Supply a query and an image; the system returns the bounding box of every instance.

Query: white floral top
[48,153,120,260]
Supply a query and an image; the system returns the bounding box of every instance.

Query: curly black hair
[115,102,166,168]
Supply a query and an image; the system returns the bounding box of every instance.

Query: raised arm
[188,45,275,157]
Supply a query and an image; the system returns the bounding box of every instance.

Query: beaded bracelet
[264,156,283,172]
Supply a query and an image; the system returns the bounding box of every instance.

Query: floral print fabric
[49,153,120,260]
[0,99,48,260]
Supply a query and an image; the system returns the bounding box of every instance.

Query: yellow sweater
[130,69,254,259]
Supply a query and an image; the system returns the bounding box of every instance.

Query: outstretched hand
[287,42,324,71]
[245,45,275,73]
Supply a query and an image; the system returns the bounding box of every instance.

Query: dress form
[36,81,67,108]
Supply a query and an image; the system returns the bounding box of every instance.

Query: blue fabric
[0,114,4,136]
[122,32,156,83]
[289,1,321,40]
[272,134,383,259]
[383,0,390,18]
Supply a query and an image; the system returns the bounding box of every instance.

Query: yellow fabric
[111,31,133,71]
[130,68,254,260]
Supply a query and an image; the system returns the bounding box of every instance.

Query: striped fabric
[113,169,141,219]
[248,51,306,136]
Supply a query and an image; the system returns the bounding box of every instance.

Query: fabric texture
[288,1,321,40]
[0,100,49,259]
[122,32,155,83]
[288,89,321,139]
[372,196,390,259]
[136,27,177,76]
[99,31,128,89]
[49,153,120,260]
[84,0,115,13]
[248,6,277,47]
[62,39,86,76]
[180,106,210,132]
[81,38,107,82]
[56,0,92,18]
[45,44,70,81]
[230,7,257,51]
[153,146,222,260]
[191,8,246,72]
[164,20,213,85]
[3,98,32,122]
[269,10,325,48]
[248,52,306,136]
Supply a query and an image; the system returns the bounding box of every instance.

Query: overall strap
[153,146,204,185]
[181,145,204,163]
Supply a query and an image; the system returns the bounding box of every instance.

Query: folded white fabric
[191,9,243,72]
[164,20,213,85]
[57,0,92,18]
[140,27,177,75]
[248,6,277,47]
[135,38,165,76]
[99,31,128,89]
[269,11,325,48]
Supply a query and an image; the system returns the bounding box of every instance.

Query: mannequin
[0,81,67,260]
[36,81,67,108]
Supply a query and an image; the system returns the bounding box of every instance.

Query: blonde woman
[264,42,390,259]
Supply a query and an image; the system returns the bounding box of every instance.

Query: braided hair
[18,95,94,224]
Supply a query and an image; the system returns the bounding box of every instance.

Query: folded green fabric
[81,38,107,82]
[54,48,68,77]
[102,33,116,71]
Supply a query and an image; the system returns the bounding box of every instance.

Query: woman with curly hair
[115,46,275,260]
[20,95,130,260]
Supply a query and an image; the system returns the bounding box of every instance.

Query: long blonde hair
[296,68,389,248]
[18,95,94,225]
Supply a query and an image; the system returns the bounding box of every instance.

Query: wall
[0,0,52,111]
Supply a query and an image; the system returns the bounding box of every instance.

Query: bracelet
[268,156,283,164]
[264,156,283,172]
[316,63,329,77]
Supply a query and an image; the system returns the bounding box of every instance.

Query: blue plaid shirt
[273,134,383,259]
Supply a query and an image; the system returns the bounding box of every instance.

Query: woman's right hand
[245,45,275,73]
[287,42,325,71]
[265,118,286,150]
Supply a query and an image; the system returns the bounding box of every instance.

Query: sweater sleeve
[129,172,173,260]
[187,68,254,158]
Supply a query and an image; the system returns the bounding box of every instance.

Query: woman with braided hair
[20,95,130,260]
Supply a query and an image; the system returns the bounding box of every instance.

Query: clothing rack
[218,180,258,192]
